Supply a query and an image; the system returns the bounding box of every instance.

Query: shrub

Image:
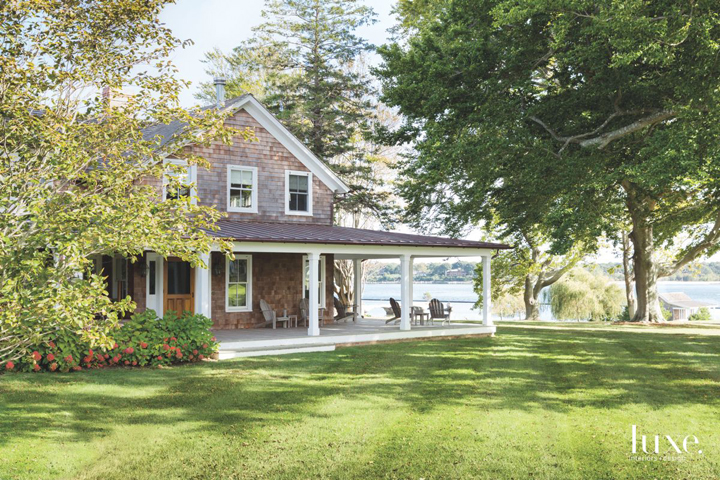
[689,307,712,322]
[3,311,218,373]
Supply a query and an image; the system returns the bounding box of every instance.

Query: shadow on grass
[1,327,719,447]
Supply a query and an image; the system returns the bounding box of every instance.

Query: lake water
[361,281,720,321]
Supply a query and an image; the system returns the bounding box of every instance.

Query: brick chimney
[102,86,131,109]
[214,77,226,109]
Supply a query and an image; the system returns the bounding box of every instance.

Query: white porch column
[400,254,413,331]
[353,258,363,321]
[195,252,212,318]
[482,255,493,326]
[307,251,321,336]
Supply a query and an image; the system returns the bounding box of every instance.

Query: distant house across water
[658,292,717,321]
[445,268,465,279]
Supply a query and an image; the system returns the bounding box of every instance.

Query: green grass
[1,326,719,479]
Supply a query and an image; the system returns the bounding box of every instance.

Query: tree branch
[540,262,575,289]
[529,110,675,152]
[660,210,720,277]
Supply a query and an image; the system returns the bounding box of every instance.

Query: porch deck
[214,318,495,358]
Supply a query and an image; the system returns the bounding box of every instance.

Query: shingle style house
[103,84,510,338]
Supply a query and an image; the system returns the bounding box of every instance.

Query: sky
[158,0,396,108]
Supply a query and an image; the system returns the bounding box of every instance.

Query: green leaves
[379,0,720,291]
[0,0,238,363]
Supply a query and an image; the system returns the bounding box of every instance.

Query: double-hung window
[164,158,196,203]
[285,170,312,216]
[226,254,252,312]
[227,165,258,213]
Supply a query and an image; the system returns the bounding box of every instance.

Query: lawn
[1,326,719,479]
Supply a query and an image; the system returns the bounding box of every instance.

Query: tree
[473,229,585,320]
[620,231,637,319]
[0,0,243,364]
[492,293,525,321]
[198,0,398,306]
[689,308,711,322]
[550,269,625,321]
[377,0,720,322]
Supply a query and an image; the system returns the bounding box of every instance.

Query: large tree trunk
[621,231,636,318]
[625,183,665,322]
[523,276,541,320]
[334,259,353,306]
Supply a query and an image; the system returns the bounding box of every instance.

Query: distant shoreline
[365,281,473,285]
[365,280,720,285]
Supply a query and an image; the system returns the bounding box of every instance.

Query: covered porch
[191,221,511,353]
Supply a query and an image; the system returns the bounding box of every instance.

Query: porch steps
[218,344,336,359]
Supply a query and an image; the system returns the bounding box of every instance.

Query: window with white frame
[164,158,196,203]
[286,170,312,215]
[303,255,326,306]
[226,254,252,312]
[227,165,258,213]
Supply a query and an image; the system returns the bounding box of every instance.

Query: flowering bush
[2,311,218,373]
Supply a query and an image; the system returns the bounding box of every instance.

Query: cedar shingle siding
[210,252,334,329]
[189,109,334,224]
[132,107,337,328]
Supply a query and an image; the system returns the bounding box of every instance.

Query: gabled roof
[142,95,349,194]
[205,220,512,250]
[659,292,717,309]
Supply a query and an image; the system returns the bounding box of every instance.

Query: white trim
[149,95,349,194]
[307,251,320,336]
[163,157,197,205]
[226,165,259,213]
[353,259,363,319]
[482,255,493,326]
[230,96,349,194]
[285,170,313,216]
[225,254,252,312]
[400,254,412,331]
[217,323,496,354]
[303,254,326,306]
[221,241,498,258]
[145,253,163,315]
[195,252,212,318]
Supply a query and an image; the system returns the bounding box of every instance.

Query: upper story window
[163,158,196,204]
[227,165,258,213]
[285,170,313,216]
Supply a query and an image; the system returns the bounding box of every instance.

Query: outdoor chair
[334,297,358,322]
[260,299,290,329]
[299,298,326,327]
[386,297,401,324]
[429,298,451,326]
[334,296,347,321]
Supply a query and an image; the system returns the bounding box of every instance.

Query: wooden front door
[164,257,194,315]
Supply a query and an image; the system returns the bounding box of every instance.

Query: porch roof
[659,292,717,309]
[204,220,512,250]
